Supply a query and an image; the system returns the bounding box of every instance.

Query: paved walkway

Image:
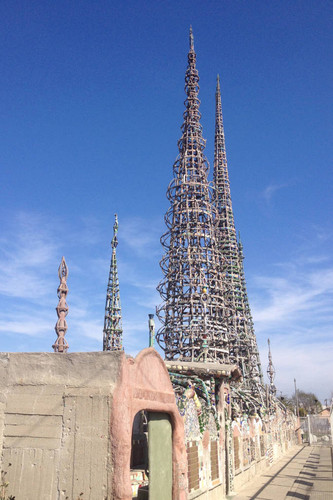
[231,444,333,500]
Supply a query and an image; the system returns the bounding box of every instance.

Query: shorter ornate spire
[53,256,69,353]
[103,214,123,351]
[267,338,276,394]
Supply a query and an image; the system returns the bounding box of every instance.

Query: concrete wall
[0,349,188,500]
[0,351,123,499]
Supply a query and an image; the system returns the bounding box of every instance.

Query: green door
[148,412,172,500]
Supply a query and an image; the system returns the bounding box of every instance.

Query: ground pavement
[230,444,333,500]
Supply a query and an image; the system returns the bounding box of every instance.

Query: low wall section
[231,406,297,492]
[0,350,187,500]
[0,352,123,499]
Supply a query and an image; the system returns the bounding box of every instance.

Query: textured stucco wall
[0,351,123,500]
[0,349,187,500]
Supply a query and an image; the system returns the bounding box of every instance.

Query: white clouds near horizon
[0,210,332,402]
[249,246,333,401]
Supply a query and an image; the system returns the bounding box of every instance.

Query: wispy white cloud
[294,254,330,266]
[118,260,158,289]
[0,317,53,337]
[120,216,163,258]
[252,265,333,333]
[250,242,333,401]
[69,215,105,247]
[71,319,103,341]
[0,212,59,299]
[134,291,160,310]
[262,183,288,204]
[263,339,333,401]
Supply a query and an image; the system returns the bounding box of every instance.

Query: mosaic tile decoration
[207,412,218,438]
[184,398,201,442]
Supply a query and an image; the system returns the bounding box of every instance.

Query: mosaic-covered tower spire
[103,214,123,351]
[213,76,250,369]
[156,28,229,363]
[53,256,69,353]
[238,236,263,384]
[213,76,263,385]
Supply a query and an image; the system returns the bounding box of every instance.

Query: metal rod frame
[156,28,230,363]
[213,75,264,396]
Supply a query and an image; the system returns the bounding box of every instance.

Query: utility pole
[308,414,312,445]
[294,378,299,417]
[148,314,155,348]
[294,378,302,445]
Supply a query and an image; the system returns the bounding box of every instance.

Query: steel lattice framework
[213,76,263,389]
[103,214,123,351]
[156,29,230,363]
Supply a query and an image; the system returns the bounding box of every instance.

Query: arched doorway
[110,348,187,500]
[131,411,172,500]
[130,411,148,497]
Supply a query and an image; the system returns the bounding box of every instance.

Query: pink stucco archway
[110,348,188,500]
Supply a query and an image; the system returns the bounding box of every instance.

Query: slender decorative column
[53,256,69,353]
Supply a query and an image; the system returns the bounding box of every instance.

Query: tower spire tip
[189,25,194,50]
[112,213,118,248]
[216,74,220,92]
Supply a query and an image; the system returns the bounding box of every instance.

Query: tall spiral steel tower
[213,76,263,387]
[103,214,123,351]
[156,28,230,363]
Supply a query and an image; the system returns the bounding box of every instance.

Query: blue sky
[0,1,332,403]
